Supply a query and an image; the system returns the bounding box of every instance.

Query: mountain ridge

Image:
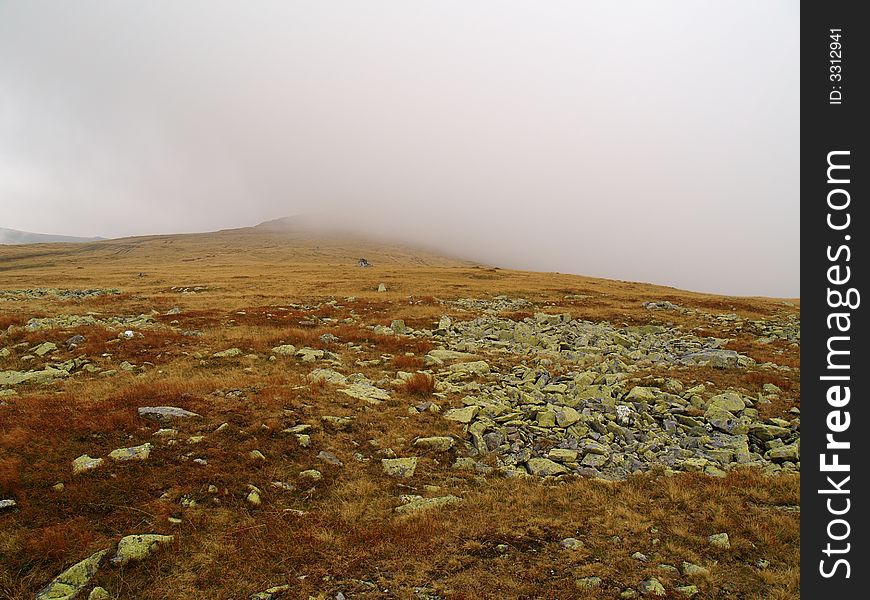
[0,227,104,245]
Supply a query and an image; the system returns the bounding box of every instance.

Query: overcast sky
[0,1,798,296]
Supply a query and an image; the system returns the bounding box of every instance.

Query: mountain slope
[0,221,800,599]
[0,227,104,245]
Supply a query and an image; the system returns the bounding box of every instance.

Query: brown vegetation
[392,354,424,370]
[400,373,436,397]
[0,230,800,599]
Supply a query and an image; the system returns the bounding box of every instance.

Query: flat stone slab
[337,383,390,404]
[309,368,347,385]
[443,406,479,424]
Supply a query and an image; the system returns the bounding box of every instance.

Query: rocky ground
[0,233,800,599]
[0,289,800,599]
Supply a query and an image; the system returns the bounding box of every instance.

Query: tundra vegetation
[0,228,799,599]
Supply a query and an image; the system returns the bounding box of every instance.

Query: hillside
[0,227,103,245]
[0,228,800,599]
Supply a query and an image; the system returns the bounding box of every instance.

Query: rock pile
[392,305,799,479]
[24,313,155,332]
[0,288,120,301]
[645,300,800,344]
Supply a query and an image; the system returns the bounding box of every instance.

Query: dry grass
[0,229,800,599]
[393,354,424,370]
[400,373,436,397]
[725,335,801,369]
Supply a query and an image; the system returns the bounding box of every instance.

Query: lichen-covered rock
[626,386,658,402]
[33,342,57,357]
[299,469,322,482]
[537,410,557,428]
[443,406,479,424]
[381,457,418,478]
[0,367,69,386]
[321,415,354,430]
[525,458,568,476]
[295,347,325,362]
[25,312,148,332]
[270,344,297,356]
[88,587,110,600]
[212,347,242,358]
[555,406,581,427]
[447,360,490,375]
[35,549,109,600]
[575,577,602,590]
[108,443,151,462]
[138,406,200,421]
[110,534,173,566]
[705,406,749,435]
[548,448,578,462]
[249,584,291,600]
[338,382,390,404]
[308,368,347,385]
[766,441,800,462]
[413,436,455,452]
[679,349,739,368]
[317,450,343,466]
[426,348,477,363]
[681,561,710,577]
[395,495,461,514]
[708,392,746,413]
[246,485,262,506]
[72,455,104,475]
[638,577,666,596]
[749,422,791,441]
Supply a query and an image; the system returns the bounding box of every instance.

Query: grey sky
[0,1,799,296]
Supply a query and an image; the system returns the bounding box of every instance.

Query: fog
[0,1,799,296]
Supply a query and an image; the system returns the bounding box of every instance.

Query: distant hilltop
[253,214,353,234]
[0,227,104,245]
